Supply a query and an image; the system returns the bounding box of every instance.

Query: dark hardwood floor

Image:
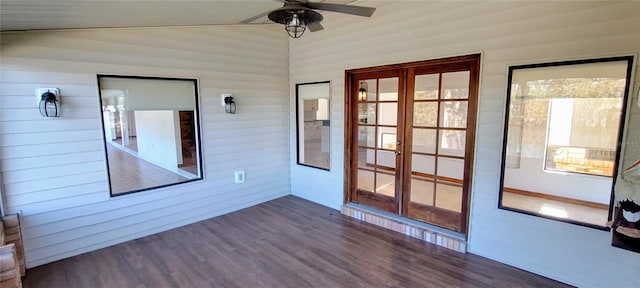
[23,196,571,288]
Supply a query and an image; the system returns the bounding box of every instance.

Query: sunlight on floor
[539,204,568,218]
[502,192,608,226]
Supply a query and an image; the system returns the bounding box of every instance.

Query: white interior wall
[316,98,329,121]
[504,158,612,204]
[289,2,640,287]
[127,111,136,137]
[0,25,290,268]
[134,110,180,172]
[102,111,117,141]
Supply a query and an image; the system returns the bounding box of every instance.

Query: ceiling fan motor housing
[268,5,323,26]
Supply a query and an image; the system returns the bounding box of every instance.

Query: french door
[346,54,480,233]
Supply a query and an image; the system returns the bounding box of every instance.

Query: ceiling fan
[243,0,376,38]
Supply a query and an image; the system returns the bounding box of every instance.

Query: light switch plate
[234,170,245,184]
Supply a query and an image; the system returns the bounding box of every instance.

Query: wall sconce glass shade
[358,82,367,102]
[358,81,368,123]
[224,96,236,114]
[39,91,61,117]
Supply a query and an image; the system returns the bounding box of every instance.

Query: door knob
[395,151,401,155]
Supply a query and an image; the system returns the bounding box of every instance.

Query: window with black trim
[498,56,634,228]
[98,75,203,196]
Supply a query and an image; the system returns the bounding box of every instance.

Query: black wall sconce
[358,81,368,123]
[38,88,61,117]
[358,81,367,102]
[223,93,236,114]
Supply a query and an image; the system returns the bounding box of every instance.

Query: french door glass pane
[414,102,438,127]
[410,176,435,206]
[358,126,376,148]
[377,150,396,169]
[437,157,464,180]
[414,74,439,100]
[412,154,435,175]
[378,127,397,150]
[440,101,468,128]
[376,171,396,196]
[358,103,376,124]
[439,130,466,157]
[379,77,399,101]
[413,128,437,154]
[363,79,377,101]
[357,169,375,192]
[358,148,375,169]
[378,103,398,126]
[441,71,470,99]
[435,183,462,212]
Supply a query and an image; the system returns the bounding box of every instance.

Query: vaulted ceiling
[0,0,357,32]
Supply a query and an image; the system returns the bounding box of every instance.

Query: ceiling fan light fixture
[263,1,376,38]
[268,5,323,39]
[285,13,306,38]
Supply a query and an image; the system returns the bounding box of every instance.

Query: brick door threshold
[342,203,467,253]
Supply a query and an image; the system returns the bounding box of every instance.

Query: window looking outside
[499,56,633,228]
[544,89,623,177]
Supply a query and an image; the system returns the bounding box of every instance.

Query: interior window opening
[499,56,633,229]
[98,75,203,196]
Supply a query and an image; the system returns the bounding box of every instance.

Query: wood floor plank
[23,196,572,288]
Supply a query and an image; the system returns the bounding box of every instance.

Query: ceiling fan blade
[242,0,289,23]
[308,22,324,32]
[306,2,375,17]
[240,10,272,24]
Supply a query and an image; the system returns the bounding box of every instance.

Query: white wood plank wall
[288,2,640,287]
[0,25,290,267]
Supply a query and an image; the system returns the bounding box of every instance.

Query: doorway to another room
[345,54,481,233]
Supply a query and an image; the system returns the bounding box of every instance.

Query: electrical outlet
[234,170,245,184]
